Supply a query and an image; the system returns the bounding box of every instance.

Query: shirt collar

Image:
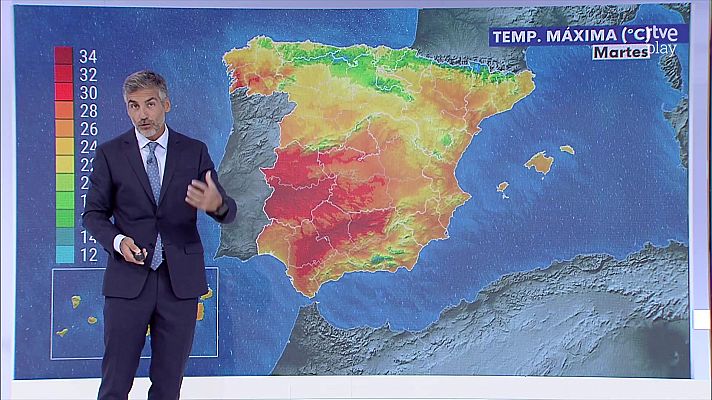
[135,124,169,150]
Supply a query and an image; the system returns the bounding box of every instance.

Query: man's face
[126,87,171,140]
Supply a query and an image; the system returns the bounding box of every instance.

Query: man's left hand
[186,170,223,212]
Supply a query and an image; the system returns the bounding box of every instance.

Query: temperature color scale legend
[55,46,74,263]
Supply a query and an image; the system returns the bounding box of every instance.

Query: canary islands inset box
[50,267,219,360]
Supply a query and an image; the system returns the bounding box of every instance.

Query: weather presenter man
[83,70,236,399]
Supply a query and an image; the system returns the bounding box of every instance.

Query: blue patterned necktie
[146,142,163,270]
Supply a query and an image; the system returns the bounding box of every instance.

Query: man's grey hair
[123,70,169,102]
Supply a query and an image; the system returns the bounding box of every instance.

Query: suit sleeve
[82,146,121,253]
[199,142,237,224]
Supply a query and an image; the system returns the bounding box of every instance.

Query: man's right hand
[119,237,147,265]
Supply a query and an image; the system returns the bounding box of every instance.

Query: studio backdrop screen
[1,0,710,399]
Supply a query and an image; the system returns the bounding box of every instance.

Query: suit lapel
[158,129,181,207]
[121,131,155,205]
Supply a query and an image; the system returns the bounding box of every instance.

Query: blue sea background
[14,5,687,378]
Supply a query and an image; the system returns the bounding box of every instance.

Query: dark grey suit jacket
[83,127,236,299]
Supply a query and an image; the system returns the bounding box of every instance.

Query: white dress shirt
[113,125,170,254]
